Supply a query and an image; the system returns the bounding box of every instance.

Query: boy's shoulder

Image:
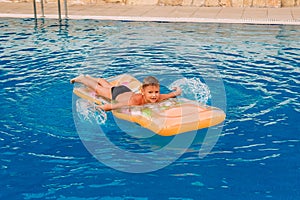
[130,93,143,105]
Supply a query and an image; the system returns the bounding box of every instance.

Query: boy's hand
[172,87,182,96]
[98,104,110,111]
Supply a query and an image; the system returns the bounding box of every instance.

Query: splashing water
[76,99,107,124]
[169,78,211,104]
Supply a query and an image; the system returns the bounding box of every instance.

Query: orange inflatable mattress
[73,74,226,136]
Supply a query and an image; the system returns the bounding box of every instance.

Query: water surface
[0,18,299,199]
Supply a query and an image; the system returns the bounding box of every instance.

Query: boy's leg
[85,75,112,88]
[71,75,112,99]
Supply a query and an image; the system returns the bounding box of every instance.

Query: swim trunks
[111,85,132,100]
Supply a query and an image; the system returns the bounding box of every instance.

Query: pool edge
[1,13,300,25]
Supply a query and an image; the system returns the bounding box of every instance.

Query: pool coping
[1,13,300,25]
[0,3,300,25]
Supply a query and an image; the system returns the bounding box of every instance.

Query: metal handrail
[41,0,45,17]
[33,0,37,19]
[58,0,62,20]
[58,0,68,20]
[33,0,68,20]
[64,0,68,18]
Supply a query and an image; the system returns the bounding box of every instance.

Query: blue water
[1,18,299,199]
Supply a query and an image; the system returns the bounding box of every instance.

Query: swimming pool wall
[7,0,300,7]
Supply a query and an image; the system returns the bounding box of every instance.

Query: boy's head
[142,76,159,88]
[141,76,160,103]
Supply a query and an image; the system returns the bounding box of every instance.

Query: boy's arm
[98,94,142,111]
[159,87,182,101]
[98,102,129,111]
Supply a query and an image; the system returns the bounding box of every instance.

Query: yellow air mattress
[73,74,226,136]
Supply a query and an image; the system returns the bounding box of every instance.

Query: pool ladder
[33,0,68,20]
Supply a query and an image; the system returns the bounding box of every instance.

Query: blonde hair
[142,76,159,88]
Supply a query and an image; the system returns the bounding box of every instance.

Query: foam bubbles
[76,99,107,125]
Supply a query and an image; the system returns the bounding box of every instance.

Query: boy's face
[142,85,160,103]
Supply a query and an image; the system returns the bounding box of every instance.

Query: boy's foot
[70,74,84,84]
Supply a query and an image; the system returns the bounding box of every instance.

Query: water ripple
[228,154,281,162]
[0,19,299,199]
[233,143,266,150]
[28,153,78,160]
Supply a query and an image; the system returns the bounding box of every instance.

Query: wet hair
[142,76,159,88]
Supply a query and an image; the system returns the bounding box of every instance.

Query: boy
[70,75,181,111]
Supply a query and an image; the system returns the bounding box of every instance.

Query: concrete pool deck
[0,2,300,25]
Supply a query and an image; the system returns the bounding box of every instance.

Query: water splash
[169,78,211,104]
[76,99,107,125]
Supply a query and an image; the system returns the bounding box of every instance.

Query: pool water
[1,18,299,199]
